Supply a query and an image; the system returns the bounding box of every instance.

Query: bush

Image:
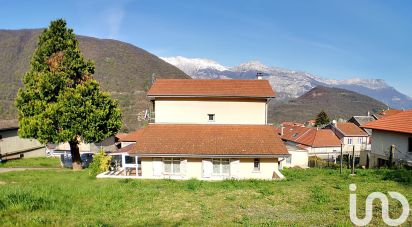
[89,150,112,177]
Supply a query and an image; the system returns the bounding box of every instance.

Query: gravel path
[0,167,61,173]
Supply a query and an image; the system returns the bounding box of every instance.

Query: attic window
[292,133,299,138]
[208,114,215,122]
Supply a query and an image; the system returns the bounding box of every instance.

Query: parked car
[60,152,94,168]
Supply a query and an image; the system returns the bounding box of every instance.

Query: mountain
[268,86,388,124]
[161,56,412,109]
[0,29,190,131]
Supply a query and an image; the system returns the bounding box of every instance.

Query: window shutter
[230,159,240,179]
[153,158,162,177]
[180,159,187,178]
[202,159,213,178]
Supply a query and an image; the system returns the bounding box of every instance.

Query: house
[100,79,289,180]
[282,145,309,168]
[348,115,376,136]
[280,123,341,160]
[325,121,369,156]
[362,109,412,168]
[0,120,45,160]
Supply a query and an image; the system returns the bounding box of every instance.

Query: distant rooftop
[363,109,412,134]
[147,79,275,98]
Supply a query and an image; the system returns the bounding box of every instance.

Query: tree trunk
[69,141,82,170]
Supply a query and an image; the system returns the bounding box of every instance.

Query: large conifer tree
[16,19,122,170]
[315,110,330,127]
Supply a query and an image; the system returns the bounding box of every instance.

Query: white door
[230,159,240,179]
[202,159,213,178]
[153,158,162,177]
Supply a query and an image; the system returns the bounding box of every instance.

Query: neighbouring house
[0,120,45,160]
[280,123,341,161]
[47,136,117,157]
[348,115,376,136]
[362,109,412,168]
[282,145,309,168]
[100,79,289,180]
[325,121,369,156]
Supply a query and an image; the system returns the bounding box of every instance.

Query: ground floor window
[408,137,412,152]
[286,156,292,164]
[254,158,260,171]
[163,158,180,174]
[212,159,230,176]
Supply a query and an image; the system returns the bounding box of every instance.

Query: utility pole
[340,144,343,174]
[351,146,355,175]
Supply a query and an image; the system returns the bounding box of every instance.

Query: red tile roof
[335,122,368,137]
[280,125,341,148]
[128,124,288,156]
[147,79,275,98]
[120,128,145,142]
[297,129,341,148]
[378,109,403,118]
[362,109,412,134]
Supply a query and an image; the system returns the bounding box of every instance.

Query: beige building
[0,120,45,160]
[100,79,289,180]
[326,121,369,156]
[362,110,412,168]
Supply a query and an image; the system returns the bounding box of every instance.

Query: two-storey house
[116,79,289,180]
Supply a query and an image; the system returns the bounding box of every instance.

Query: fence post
[351,146,355,175]
[340,144,343,174]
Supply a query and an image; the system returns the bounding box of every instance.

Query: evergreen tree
[315,110,330,127]
[16,19,122,170]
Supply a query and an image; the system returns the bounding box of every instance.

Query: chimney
[367,111,370,117]
[281,126,284,136]
[256,72,263,80]
[332,120,337,127]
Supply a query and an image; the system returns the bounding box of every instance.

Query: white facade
[282,147,308,168]
[139,157,281,180]
[368,130,412,167]
[154,98,267,125]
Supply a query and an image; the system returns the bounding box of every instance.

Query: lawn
[0,167,411,226]
[0,157,62,168]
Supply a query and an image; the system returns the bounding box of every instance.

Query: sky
[1,0,412,96]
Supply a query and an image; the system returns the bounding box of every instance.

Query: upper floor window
[208,114,215,122]
[408,138,412,152]
[348,138,353,144]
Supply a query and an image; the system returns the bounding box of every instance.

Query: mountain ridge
[0,29,190,131]
[161,56,411,109]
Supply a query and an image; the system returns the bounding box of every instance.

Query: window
[163,158,181,174]
[409,138,412,152]
[125,155,136,164]
[348,138,353,144]
[286,156,292,164]
[208,114,215,122]
[212,159,230,176]
[254,158,260,171]
[358,138,363,144]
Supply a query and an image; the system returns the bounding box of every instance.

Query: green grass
[0,168,411,226]
[0,157,61,168]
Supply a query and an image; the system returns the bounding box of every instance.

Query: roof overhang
[128,153,290,158]
[147,95,275,100]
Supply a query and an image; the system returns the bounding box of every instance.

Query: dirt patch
[0,181,6,185]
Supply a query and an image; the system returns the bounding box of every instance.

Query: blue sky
[1,0,412,96]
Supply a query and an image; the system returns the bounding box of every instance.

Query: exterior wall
[139,157,279,180]
[341,136,369,155]
[369,130,412,167]
[282,150,308,168]
[154,98,267,125]
[0,129,45,159]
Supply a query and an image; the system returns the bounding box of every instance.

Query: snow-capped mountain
[161,56,412,109]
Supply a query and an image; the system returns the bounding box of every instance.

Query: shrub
[89,150,112,177]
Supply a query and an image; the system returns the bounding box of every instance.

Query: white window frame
[208,114,215,122]
[348,138,353,144]
[286,156,292,164]
[212,158,230,176]
[358,137,363,144]
[163,158,181,174]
